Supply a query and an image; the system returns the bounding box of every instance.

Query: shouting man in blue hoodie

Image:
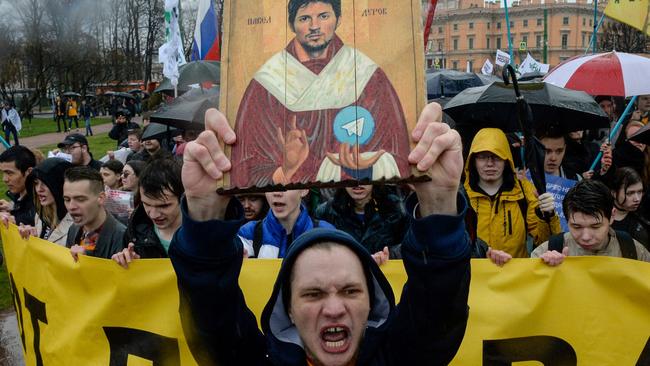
[169,102,471,366]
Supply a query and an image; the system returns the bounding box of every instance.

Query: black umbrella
[154,78,189,96]
[150,86,219,130]
[103,91,116,96]
[114,92,136,100]
[627,122,650,145]
[426,69,483,99]
[128,89,144,94]
[84,94,97,99]
[519,71,546,82]
[443,81,609,134]
[177,60,220,87]
[63,91,81,97]
[142,122,180,141]
[476,73,502,85]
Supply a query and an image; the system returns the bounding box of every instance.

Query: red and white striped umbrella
[543,51,650,97]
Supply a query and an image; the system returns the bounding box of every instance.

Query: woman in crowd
[315,184,409,258]
[120,160,146,192]
[18,158,74,246]
[100,160,123,190]
[611,167,650,250]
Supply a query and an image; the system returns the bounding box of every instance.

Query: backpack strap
[547,233,565,253]
[252,220,264,258]
[614,230,638,260]
[311,217,320,228]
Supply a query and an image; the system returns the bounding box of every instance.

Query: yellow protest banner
[3,224,650,365]
[605,0,650,36]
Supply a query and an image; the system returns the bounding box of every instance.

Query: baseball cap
[57,133,88,148]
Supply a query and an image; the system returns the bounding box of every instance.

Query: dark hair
[138,158,184,201]
[612,167,644,206]
[127,128,142,140]
[64,166,104,195]
[102,160,124,175]
[0,146,36,173]
[125,160,146,178]
[563,180,614,222]
[288,0,341,29]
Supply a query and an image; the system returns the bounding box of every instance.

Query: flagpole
[593,0,598,54]
[589,96,638,171]
[504,0,514,65]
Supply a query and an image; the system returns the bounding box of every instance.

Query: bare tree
[599,21,647,53]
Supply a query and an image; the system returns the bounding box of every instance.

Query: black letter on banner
[637,336,650,366]
[9,274,25,351]
[24,288,47,366]
[483,336,577,366]
[103,327,181,366]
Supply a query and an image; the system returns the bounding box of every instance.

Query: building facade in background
[425,0,605,72]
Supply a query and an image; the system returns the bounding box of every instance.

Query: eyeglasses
[474,152,503,163]
[64,144,82,153]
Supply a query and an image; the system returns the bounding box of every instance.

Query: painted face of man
[289,244,370,366]
[292,1,340,55]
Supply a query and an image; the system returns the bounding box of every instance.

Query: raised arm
[387,103,471,365]
[168,108,266,365]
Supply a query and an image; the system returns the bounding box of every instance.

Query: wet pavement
[0,310,24,365]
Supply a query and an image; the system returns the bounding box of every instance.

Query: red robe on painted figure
[229,36,410,189]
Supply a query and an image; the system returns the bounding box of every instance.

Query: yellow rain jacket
[464,128,561,258]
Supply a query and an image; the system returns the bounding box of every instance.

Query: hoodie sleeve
[168,198,266,365]
[387,193,471,365]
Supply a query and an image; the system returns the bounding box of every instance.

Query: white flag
[495,49,511,67]
[159,0,186,89]
[519,53,550,75]
[481,59,494,75]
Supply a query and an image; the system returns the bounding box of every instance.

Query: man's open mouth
[320,326,350,353]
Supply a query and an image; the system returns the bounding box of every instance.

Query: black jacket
[314,189,409,256]
[66,211,126,259]
[7,191,35,226]
[169,195,471,366]
[123,204,168,258]
[109,121,139,147]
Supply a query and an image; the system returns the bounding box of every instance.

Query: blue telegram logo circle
[333,106,375,145]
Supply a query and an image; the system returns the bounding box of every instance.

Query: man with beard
[64,167,125,260]
[57,134,103,171]
[230,0,410,188]
[237,194,269,222]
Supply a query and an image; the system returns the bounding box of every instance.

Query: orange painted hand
[326,143,385,170]
[273,116,309,184]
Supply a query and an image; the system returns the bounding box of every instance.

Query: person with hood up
[18,158,74,246]
[169,103,470,366]
[465,128,561,259]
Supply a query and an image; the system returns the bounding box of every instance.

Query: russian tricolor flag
[190,0,220,61]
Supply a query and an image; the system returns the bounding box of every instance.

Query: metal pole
[543,8,548,63]
[593,0,598,54]
[504,0,514,65]
[589,96,638,171]
[585,12,606,54]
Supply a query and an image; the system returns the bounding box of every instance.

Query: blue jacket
[169,194,471,366]
[237,204,334,258]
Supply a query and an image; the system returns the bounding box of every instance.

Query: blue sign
[333,106,375,145]
[526,172,578,232]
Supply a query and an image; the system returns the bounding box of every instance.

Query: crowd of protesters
[0,82,649,366]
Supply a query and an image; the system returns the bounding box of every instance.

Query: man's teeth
[325,327,344,333]
[325,340,345,348]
